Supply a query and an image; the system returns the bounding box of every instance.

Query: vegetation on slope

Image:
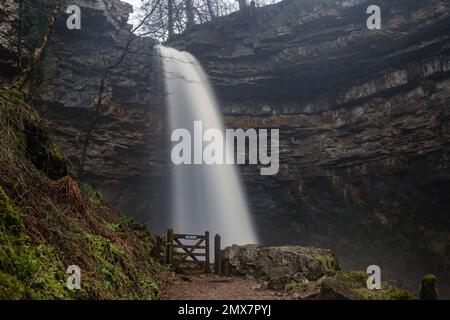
[337,272,416,300]
[0,88,167,299]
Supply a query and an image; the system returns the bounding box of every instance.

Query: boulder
[318,278,362,300]
[221,245,340,282]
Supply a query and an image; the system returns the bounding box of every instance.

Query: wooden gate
[166,229,210,273]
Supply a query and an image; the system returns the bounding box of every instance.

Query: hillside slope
[0,88,165,299]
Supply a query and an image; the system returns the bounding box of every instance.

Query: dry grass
[0,88,170,299]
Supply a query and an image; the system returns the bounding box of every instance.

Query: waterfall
[158,45,257,247]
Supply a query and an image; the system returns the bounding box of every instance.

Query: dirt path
[163,269,292,300]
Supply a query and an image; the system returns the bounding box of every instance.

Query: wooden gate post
[214,234,221,274]
[205,231,210,273]
[166,228,174,264]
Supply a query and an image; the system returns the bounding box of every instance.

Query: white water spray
[159,45,257,247]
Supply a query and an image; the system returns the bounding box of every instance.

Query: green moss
[0,272,27,299]
[337,271,368,288]
[0,107,21,129]
[0,186,70,299]
[86,234,158,299]
[87,235,125,258]
[120,215,148,232]
[338,272,416,300]
[15,132,27,152]
[423,274,437,282]
[23,120,69,180]
[86,234,123,288]
[285,279,307,293]
[140,272,160,298]
[0,88,26,105]
[0,88,163,300]
[313,251,340,275]
[80,182,102,201]
[0,89,36,124]
[0,187,25,240]
[420,274,438,300]
[379,286,416,300]
[0,88,70,179]
[353,284,415,300]
[1,89,31,155]
[106,223,121,232]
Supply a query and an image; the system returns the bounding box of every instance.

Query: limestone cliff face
[0,0,21,77]
[171,0,450,291]
[33,0,170,230]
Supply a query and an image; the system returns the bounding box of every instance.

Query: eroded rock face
[172,0,450,103]
[32,0,170,232]
[171,0,450,293]
[221,244,340,282]
[0,0,19,76]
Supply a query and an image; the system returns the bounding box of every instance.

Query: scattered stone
[249,284,262,290]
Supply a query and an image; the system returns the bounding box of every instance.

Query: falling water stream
[159,45,257,247]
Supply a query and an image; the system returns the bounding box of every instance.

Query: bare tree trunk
[237,0,247,10]
[168,0,174,40]
[186,0,195,29]
[206,0,216,19]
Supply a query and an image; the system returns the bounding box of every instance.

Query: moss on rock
[0,88,71,180]
[420,274,438,300]
[0,186,70,299]
[313,251,340,276]
[0,186,25,240]
[338,272,416,300]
